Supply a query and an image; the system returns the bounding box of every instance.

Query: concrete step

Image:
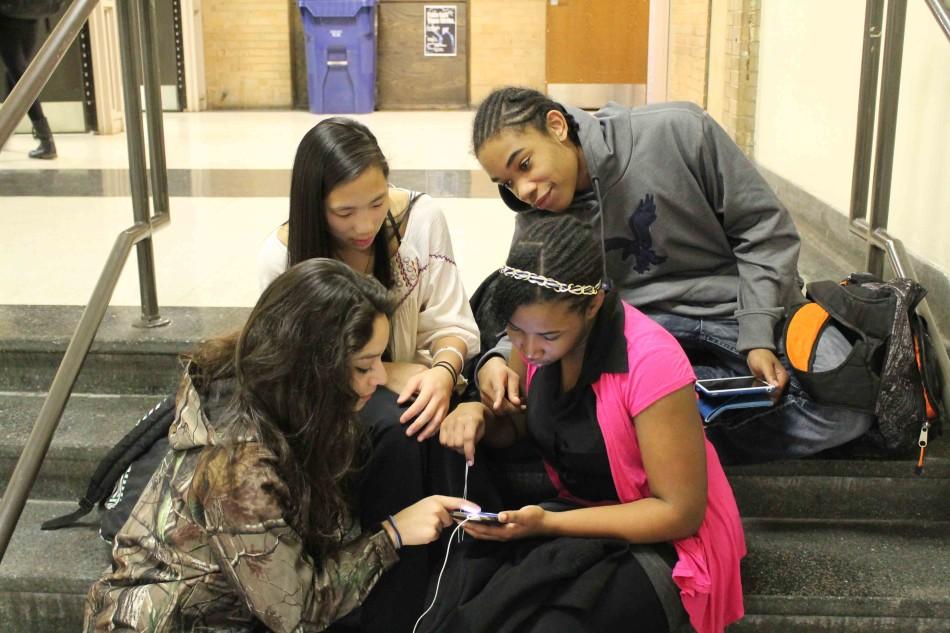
[0,503,946,633]
[0,393,163,501]
[2,386,947,519]
[725,439,950,522]
[732,519,950,632]
[0,305,248,394]
[0,500,110,633]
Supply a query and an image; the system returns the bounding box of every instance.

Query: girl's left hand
[398,366,456,439]
[462,505,548,541]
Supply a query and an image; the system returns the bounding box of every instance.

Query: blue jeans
[643,311,875,464]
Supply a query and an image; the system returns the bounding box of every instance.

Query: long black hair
[186,258,393,558]
[494,215,603,325]
[288,117,396,288]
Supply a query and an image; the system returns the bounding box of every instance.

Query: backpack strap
[41,394,177,531]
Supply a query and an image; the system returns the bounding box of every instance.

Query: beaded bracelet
[433,346,465,368]
[385,515,403,549]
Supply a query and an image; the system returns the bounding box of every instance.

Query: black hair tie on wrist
[386,515,403,549]
[433,360,458,385]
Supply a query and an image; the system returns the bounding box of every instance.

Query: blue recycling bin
[298,0,377,114]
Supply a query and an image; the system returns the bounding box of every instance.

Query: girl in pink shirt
[439,215,746,633]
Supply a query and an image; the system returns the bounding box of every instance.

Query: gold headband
[499,266,602,296]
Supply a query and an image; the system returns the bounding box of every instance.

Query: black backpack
[783,273,945,467]
[42,394,176,542]
[0,0,66,19]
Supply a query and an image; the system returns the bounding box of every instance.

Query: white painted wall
[755,0,949,274]
[886,2,950,271]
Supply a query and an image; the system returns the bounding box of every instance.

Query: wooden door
[377,0,469,109]
[546,0,649,107]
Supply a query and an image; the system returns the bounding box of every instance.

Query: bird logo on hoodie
[603,193,667,273]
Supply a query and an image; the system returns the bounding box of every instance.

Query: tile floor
[0,111,515,307]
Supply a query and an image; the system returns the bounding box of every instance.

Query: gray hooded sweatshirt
[510,102,804,353]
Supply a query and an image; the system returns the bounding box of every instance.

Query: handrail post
[865,0,907,277]
[848,0,885,238]
[0,0,99,148]
[139,0,171,219]
[116,0,169,328]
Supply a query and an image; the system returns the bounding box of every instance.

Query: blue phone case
[697,394,774,424]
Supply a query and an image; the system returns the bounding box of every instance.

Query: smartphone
[451,510,503,525]
[695,376,776,397]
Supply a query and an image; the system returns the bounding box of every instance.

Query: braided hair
[472,86,581,155]
[495,215,603,325]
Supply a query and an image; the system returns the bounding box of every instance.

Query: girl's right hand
[388,496,480,547]
[439,402,489,465]
[477,356,525,415]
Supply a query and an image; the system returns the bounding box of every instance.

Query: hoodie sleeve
[197,444,399,633]
[698,112,802,353]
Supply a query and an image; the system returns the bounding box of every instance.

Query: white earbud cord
[411,517,472,633]
[458,462,469,544]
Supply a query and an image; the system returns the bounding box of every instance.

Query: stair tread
[726,436,949,479]
[0,393,163,458]
[741,519,950,618]
[0,305,249,354]
[0,500,111,595]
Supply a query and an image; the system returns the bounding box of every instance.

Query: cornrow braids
[494,215,603,325]
[472,86,581,155]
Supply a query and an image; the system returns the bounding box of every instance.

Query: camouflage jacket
[83,374,399,633]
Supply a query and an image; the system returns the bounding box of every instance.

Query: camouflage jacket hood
[167,370,257,451]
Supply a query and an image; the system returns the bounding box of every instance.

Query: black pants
[0,15,45,123]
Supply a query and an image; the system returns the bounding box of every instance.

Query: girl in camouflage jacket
[83,259,475,633]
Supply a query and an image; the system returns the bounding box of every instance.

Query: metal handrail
[924,0,950,39]
[0,0,171,562]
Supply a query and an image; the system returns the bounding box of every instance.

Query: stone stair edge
[0,305,250,353]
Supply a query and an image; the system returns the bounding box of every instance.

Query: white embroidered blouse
[257,190,480,365]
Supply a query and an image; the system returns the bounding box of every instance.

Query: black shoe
[29,118,58,160]
[29,137,57,159]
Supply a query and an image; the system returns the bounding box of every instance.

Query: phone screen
[696,377,772,391]
[451,510,501,524]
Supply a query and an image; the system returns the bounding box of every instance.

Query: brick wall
[667,0,710,105]
[202,0,293,109]
[469,0,546,105]
[722,0,759,154]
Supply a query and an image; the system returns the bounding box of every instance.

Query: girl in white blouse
[257,117,480,440]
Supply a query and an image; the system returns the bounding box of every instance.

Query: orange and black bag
[783,274,944,462]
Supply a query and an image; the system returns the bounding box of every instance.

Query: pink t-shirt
[525,302,746,633]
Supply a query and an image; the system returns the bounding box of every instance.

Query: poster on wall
[424,5,457,57]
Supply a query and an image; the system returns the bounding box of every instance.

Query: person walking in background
[0,0,63,159]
